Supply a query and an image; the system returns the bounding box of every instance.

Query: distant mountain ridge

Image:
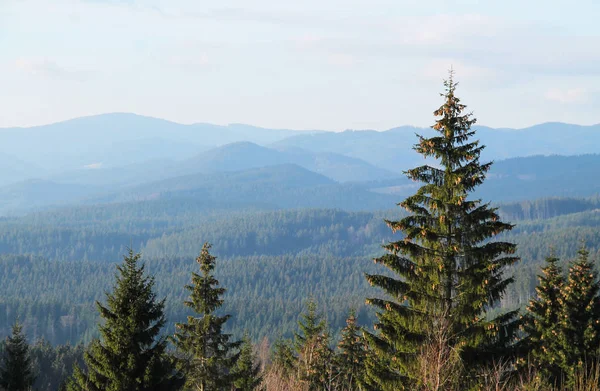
[175,142,397,182]
[273,122,600,172]
[0,113,314,175]
[1,113,600,216]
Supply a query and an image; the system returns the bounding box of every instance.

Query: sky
[1,0,599,131]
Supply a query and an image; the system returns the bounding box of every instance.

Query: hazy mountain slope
[273,128,423,173]
[176,142,396,182]
[274,123,600,172]
[99,164,397,211]
[178,142,288,174]
[0,180,99,215]
[476,154,600,201]
[368,154,600,202]
[50,158,181,187]
[0,152,44,186]
[274,146,397,182]
[3,114,599,183]
[0,113,306,173]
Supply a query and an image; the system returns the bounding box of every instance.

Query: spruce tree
[232,334,262,391]
[271,338,296,376]
[309,333,335,390]
[0,321,35,391]
[336,310,367,391]
[172,242,240,391]
[294,299,331,390]
[521,255,565,386]
[67,250,183,391]
[559,247,600,381]
[364,73,519,389]
[294,299,326,353]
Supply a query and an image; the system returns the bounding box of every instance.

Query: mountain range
[2,113,599,181]
[0,113,599,215]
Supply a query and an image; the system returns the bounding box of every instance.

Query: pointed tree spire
[521,254,566,385]
[232,333,263,391]
[0,321,35,391]
[365,72,519,388]
[294,298,326,353]
[336,309,367,390]
[559,246,600,382]
[67,249,184,391]
[173,242,240,391]
[294,299,332,389]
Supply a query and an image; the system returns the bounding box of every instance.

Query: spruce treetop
[0,321,35,391]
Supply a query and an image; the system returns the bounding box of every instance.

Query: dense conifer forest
[3,78,600,390]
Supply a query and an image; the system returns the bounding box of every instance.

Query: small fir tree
[271,338,296,377]
[232,334,262,391]
[521,255,565,386]
[559,247,600,382]
[294,299,331,390]
[68,250,183,391]
[0,321,35,391]
[173,242,240,391]
[336,310,367,390]
[294,299,326,353]
[364,73,519,389]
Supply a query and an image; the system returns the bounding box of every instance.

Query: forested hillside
[0,197,599,351]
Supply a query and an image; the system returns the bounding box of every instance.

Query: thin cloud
[545,88,589,104]
[14,58,91,81]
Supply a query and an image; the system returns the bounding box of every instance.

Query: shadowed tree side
[521,254,565,387]
[0,321,35,391]
[559,247,600,384]
[232,334,263,391]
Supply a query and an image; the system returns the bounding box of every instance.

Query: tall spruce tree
[173,242,240,391]
[521,255,565,386]
[67,250,183,391]
[0,321,35,391]
[336,310,367,391]
[559,247,600,381]
[232,334,262,391]
[364,73,519,389]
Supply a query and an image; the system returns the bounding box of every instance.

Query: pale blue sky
[1,0,599,130]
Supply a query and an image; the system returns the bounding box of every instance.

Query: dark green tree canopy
[68,249,183,391]
[0,321,35,391]
[521,255,565,385]
[336,309,367,390]
[365,73,519,388]
[173,242,240,391]
[232,334,262,391]
[294,299,326,353]
[558,247,600,381]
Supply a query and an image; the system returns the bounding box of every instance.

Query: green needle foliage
[0,321,35,391]
[232,334,262,391]
[173,242,240,391]
[521,255,565,386]
[559,247,600,383]
[67,249,183,391]
[271,338,296,377]
[336,310,367,391]
[294,299,326,354]
[294,299,332,390]
[364,73,519,389]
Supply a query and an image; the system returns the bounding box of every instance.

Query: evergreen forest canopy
[2,77,600,390]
